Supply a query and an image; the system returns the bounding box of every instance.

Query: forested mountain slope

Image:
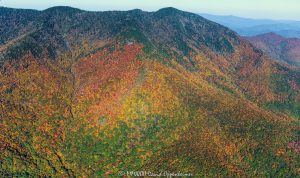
[0,7,299,177]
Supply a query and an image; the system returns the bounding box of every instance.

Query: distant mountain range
[199,13,300,38]
[246,32,300,66]
[1,6,299,177]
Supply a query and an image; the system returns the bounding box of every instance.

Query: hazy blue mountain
[199,13,300,38]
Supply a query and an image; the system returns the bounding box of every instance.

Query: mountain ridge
[1,6,240,65]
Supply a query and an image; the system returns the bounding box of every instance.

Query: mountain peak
[262,32,283,38]
[157,7,180,12]
[253,32,285,42]
[43,6,82,13]
[154,7,183,16]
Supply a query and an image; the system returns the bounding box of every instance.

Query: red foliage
[288,141,300,153]
[73,43,144,124]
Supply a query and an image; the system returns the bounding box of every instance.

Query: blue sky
[1,0,300,20]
